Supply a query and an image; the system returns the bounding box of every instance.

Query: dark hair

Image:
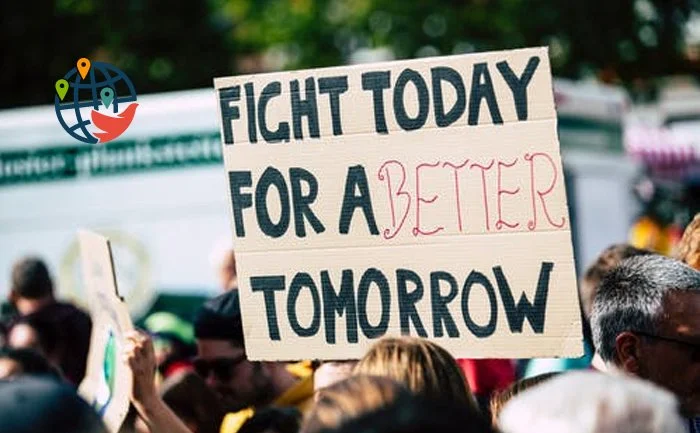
[0,321,7,347]
[193,290,244,345]
[0,376,108,433]
[0,347,62,379]
[12,315,60,357]
[238,407,301,433]
[11,257,54,299]
[320,393,494,433]
[10,303,92,385]
[591,254,700,361]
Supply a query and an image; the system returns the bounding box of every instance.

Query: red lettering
[442,159,470,232]
[496,159,521,230]
[525,152,566,231]
[469,159,495,231]
[378,160,411,239]
[413,162,444,237]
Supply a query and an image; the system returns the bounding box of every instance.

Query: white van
[0,88,229,317]
[0,81,640,317]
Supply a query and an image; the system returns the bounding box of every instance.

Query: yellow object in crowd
[629,215,687,256]
[630,216,668,255]
[219,361,315,433]
[630,216,664,253]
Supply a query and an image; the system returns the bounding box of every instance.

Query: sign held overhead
[215,47,582,361]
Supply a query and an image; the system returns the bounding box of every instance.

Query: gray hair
[499,371,685,433]
[590,254,700,362]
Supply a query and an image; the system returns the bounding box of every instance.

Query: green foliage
[1,0,695,108]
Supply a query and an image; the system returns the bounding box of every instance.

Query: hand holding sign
[123,331,158,404]
[78,230,135,433]
[123,331,194,433]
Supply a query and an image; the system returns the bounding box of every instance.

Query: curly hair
[675,213,700,270]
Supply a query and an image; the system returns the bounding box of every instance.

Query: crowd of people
[1,213,699,433]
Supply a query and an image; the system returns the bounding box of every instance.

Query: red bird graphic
[91,103,138,143]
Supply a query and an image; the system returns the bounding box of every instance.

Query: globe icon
[54,61,137,144]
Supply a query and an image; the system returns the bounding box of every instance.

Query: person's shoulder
[29,301,91,328]
[53,301,91,319]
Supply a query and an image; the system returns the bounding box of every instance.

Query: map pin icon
[100,87,114,109]
[55,79,69,101]
[77,58,91,79]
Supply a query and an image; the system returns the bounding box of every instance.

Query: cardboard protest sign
[78,230,134,433]
[214,47,582,360]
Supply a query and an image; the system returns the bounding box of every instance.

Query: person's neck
[15,296,54,315]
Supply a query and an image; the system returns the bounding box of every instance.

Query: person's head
[321,392,494,433]
[7,315,59,360]
[9,257,54,307]
[239,407,301,433]
[0,347,62,380]
[489,372,559,426]
[7,299,91,386]
[302,375,410,433]
[580,244,653,319]
[0,376,107,433]
[219,249,237,291]
[498,371,685,433]
[193,290,291,412]
[313,361,358,393]
[8,312,62,360]
[353,336,476,410]
[676,213,700,270]
[591,254,700,415]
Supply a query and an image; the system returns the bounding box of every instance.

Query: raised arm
[124,331,194,433]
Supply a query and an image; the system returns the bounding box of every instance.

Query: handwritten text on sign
[215,47,582,360]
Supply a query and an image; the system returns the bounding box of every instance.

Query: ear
[615,331,642,374]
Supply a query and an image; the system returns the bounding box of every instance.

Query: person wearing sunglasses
[192,290,312,418]
[126,290,314,433]
[591,254,700,432]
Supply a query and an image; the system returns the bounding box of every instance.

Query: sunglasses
[633,331,700,362]
[193,354,247,381]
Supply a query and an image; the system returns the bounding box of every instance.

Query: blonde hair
[489,372,559,426]
[675,213,700,270]
[301,375,408,433]
[353,336,476,410]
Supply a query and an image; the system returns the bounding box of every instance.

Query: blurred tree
[1,0,697,109]
[1,0,233,109]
